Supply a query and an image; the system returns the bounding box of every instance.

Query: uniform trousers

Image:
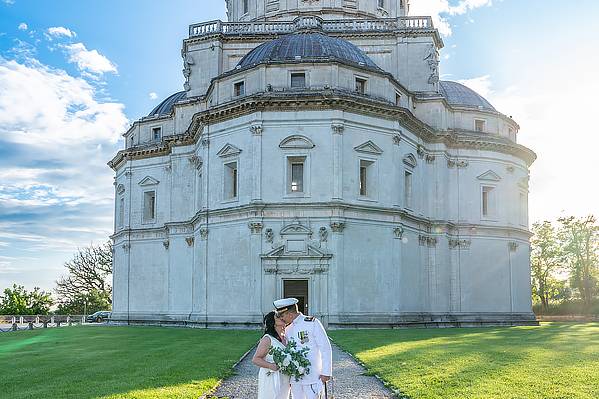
[290,381,325,399]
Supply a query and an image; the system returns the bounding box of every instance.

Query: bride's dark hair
[263,311,282,342]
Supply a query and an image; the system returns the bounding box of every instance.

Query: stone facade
[109,0,537,328]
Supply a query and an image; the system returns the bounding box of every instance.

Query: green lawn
[330,323,599,399]
[0,326,259,399]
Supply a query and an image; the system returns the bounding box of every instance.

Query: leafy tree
[558,215,599,311]
[0,284,53,315]
[55,242,112,312]
[55,289,111,315]
[530,221,565,312]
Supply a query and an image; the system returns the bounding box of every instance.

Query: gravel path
[207,343,395,398]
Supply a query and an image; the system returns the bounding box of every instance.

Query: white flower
[282,357,291,367]
[298,366,305,374]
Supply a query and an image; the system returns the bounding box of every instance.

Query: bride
[252,311,291,399]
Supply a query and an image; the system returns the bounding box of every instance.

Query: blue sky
[1,0,598,292]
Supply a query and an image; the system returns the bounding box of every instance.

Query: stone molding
[250,124,263,136]
[199,228,209,240]
[185,236,195,246]
[330,221,346,233]
[393,225,404,239]
[264,228,274,243]
[248,222,263,234]
[448,238,471,250]
[419,235,437,247]
[163,240,170,249]
[109,92,536,171]
[508,241,519,251]
[447,158,469,168]
[331,124,344,135]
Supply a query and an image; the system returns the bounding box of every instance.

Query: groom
[274,298,332,399]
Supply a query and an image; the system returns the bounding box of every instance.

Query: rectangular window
[404,170,413,208]
[224,162,238,199]
[143,191,156,222]
[475,119,486,132]
[482,186,494,217]
[395,92,401,106]
[355,77,367,94]
[234,81,245,97]
[359,160,374,197]
[291,72,306,88]
[290,160,304,193]
[243,0,249,14]
[378,0,384,8]
[152,127,162,141]
[118,197,124,227]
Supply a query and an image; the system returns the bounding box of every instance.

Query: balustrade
[189,16,434,38]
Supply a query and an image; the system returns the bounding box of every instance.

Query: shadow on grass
[332,323,599,399]
[0,326,260,399]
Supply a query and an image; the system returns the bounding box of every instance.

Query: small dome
[439,81,496,112]
[237,32,380,71]
[148,91,187,117]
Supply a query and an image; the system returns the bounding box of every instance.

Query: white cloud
[60,42,117,76]
[46,26,76,38]
[409,0,493,36]
[149,92,158,100]
[60,43,117,76]
[0,55,128,271]
[2,0,15,5]
[457,74,493,97]
[18,22,28,31]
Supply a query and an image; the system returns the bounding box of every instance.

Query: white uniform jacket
[285,313,333,385]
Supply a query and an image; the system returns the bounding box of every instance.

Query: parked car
[86,311,111,323]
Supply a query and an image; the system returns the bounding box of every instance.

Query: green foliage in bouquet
[269,340,311,382]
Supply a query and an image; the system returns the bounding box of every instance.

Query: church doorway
[283,279,309,315]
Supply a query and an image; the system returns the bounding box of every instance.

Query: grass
[330,323,599,399]
[0,326,260,399]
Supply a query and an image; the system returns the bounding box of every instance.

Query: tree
[558,215,599,311]
[0,284,53,315]
[530,221,565,312]
[55,289,111,315]
[55,242,113,312]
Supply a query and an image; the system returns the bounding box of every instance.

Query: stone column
[248,221,263,319]
[329,220,345,322]
[331,123,344,201]
[392,224,404,314]
[251,124,263,203]
[392,132,402,207]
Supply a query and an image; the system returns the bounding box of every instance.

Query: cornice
[109,91,535,170]
[111,201,532,242]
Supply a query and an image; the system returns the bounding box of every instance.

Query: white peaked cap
[273,297,299,310]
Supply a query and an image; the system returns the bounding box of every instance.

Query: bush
[533,299,599,315]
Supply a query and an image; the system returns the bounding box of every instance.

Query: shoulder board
[304,316,315,322]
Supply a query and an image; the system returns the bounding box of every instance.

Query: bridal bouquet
[269,340,311,381]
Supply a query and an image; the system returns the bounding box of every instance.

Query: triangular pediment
[261,244,331,259]
[354,140,383,155]
[477,170,501,182]
[403,153,417,168]
[138,176,159,186]
[217,143,242,158]
[279,135,315,149]
[280,222,312,236]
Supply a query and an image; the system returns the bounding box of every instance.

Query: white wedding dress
[257,334,291,399]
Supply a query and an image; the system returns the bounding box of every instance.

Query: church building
[109,0,537,327]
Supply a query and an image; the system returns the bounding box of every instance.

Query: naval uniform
[285,313,332,399]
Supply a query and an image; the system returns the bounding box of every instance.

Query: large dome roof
[237,32,380,71]
[148,91,187,117]
[439,81,496,112]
